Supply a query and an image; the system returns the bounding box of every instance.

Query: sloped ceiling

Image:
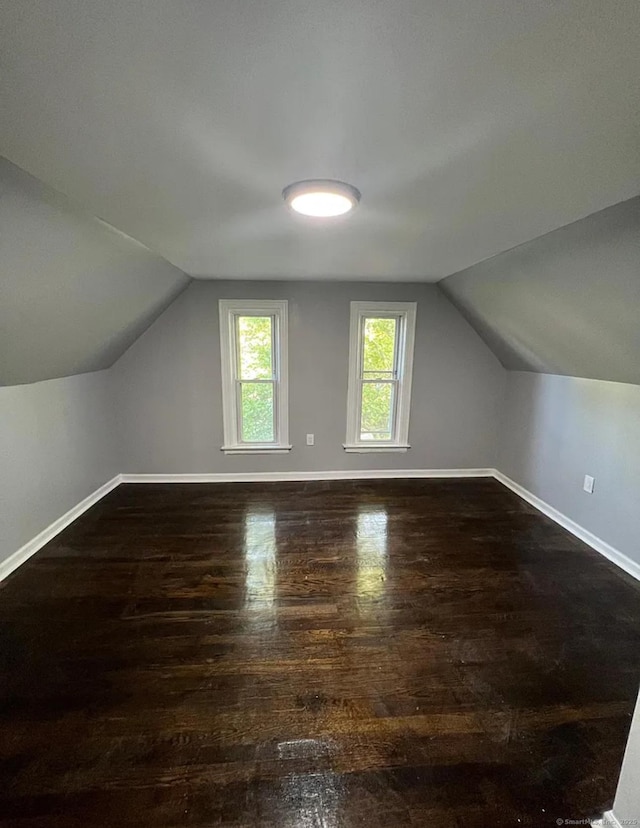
[0,158,190,386]
[1,0,640,280]
[440,196,640,386]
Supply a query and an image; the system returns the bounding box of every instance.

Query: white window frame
[219,299,291,455]
[344,301,417,453]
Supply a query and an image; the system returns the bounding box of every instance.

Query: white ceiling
[441,196,640,385]
[0,158,189,385]
[1,0,639,281]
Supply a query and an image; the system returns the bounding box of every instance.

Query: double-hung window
[219,300,290,454]
[345,301,417,452]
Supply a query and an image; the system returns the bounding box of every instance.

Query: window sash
[357,312,403,443]
[359,313,402,381]
[234,313,276,381]
[345,301,416,451]
[219,300,289,452]
[233,312,278,444]
[358,377,399,441]
[235,379,277,444]
[357,313,402,444]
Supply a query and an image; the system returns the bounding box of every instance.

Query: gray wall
[612,688,640,823]
[440,196,640,385]
[113,280,505,473]
[0,157,190,386]
[0,370,120,566]
[500,371,640,566]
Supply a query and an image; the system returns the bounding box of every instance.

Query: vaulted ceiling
[2,0,639,280]
[0,158,189,386]
[440,196,640,386]
[1,1,639,387]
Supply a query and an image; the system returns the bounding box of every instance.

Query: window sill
[343,444,410,454]
[221,445,293,455]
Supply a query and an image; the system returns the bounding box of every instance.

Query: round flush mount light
[283,179,361,218]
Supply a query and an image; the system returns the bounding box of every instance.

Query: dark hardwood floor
[1,479,640,827]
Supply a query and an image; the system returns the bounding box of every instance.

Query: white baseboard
[494,471,640,583]
[120,468,495,483]
[4,469,638,590]
[592,811,622,828]
[0,469,493,582]
[0,475,122,583]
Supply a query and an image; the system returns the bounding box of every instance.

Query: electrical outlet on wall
[583,475,595,494]
[306,434,315,446]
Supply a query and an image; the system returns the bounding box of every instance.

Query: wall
[500,371,640,567]
[440,196,640,385]
[0,370,120,566]
[113,280,505,474]
[611,688,640,824]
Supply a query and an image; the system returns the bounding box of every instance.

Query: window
[345,301,417,452]
[219,300,290,454]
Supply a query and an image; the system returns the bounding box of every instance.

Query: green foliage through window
[240,382,275,443]
[360,316,398,441]
[362,317,396,373]
[237,316,273,379]
[361,382,394,439]
[237,316,275,442]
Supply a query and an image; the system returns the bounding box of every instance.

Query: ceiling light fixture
[283,179,361,218]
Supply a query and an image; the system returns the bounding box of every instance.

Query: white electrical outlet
[306,433,315,446]
[583,475,595,494]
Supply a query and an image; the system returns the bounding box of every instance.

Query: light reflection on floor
[356,507,388,610]
[244,508,276,611]
[276,769,344,828]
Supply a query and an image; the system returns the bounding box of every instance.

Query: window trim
[219,299,291,454]
[344,301,417,453]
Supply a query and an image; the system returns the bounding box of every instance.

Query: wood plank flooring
[1,478,640,827]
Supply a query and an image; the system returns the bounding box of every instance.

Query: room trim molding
[0,475,122,584]
[119,469,494,483]
[3,469,639,589]
[0,468,491,583]
[591,810,622,828]
[494,471,640,584]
